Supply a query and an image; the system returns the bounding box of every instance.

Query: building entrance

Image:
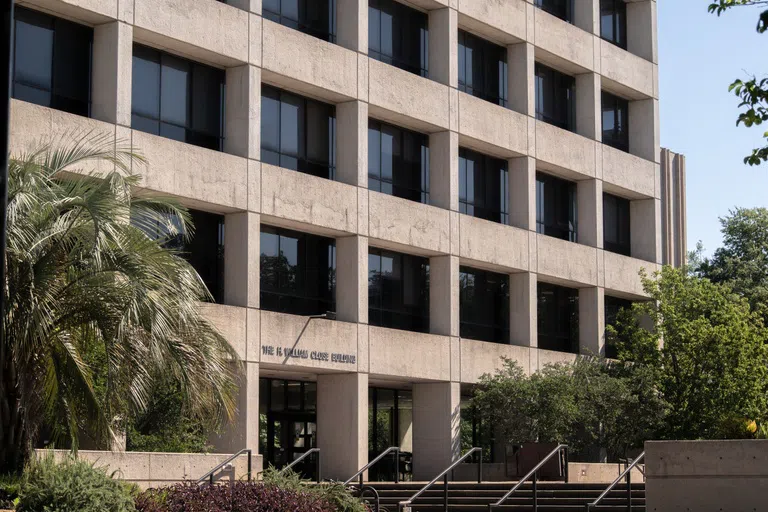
[368,387,413,481]
[260,378,317,479]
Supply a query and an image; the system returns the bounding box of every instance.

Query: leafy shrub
[0,474,20,509]
[17,454,136,512]
[262,467,368,512]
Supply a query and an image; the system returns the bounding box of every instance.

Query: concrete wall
[452,462,644,484]
[660,148,688,268]
[645,440,768,511]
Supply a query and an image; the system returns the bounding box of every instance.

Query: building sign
[261,345,356,365]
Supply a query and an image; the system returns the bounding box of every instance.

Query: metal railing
[197,449,252,485]
[280,448,321,483]
[586,451,645,512]
[344,447,401,487]
[359,486,382,512]
[398,447,483,512]
[489,444,569,512]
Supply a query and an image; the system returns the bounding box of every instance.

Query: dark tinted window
[368,119,429,204]
[13,7,92,117]
[131,45,225,151]
[260,226,336,316]
[261,85,336,180]
[133,209,225,303]
[601,0,627,49]
[603,193,631,256]
[368,248,429,333]
[538,282,579,353]
[263,0,336,43]
[458,30,508,107]
[459,266,509,343]
[602,91,629,152]
[459,148,509,224]
[536,172,577,242]
[535,63,575,132]
[604,295,632,359]
[534,0,573,23]
[369,0,428,77]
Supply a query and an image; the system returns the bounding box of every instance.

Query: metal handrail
[344,447,401,486]
[197,449,252,485]
[489,443,569,511]
[586,451,645,512]
[280,448,321,483]
[398,447,483,512]
[359,486,382,512]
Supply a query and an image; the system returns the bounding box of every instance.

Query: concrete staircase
[353,481,646,512]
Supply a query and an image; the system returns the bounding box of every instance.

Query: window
[459,148,509,224]
[263,0,336,43]
[12,7,92,117]
[369,0,428,77]
[534,0,573,23]
[368,249,429,333]
[260,226,336,316]
[131,45,225,151]
[601,0,627,49]
[458,30,508,107]
[261,85,336,180]
[536,172,577,242]
[604,295,632,359]
[368,388,413,481]
[368,119,429,204]
[133,209,225,303]
[602,91,629,152]
[603,193,631,256]
[535,63,575,132]
[459,266,509,343]
[537,282,579,353]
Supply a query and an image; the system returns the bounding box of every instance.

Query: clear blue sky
[659,0,767,256]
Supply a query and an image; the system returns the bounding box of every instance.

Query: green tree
[609,266,768,440]
[709,0,768,165]
[0,133,240,474]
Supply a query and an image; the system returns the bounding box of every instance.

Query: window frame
[368,247,430,334]
[368,118,430,204]
[537,281,579,354]
[535,63,576,132]
[261,84,337,180]
[536,172,578,243]
[600,0,628,50]
[459,266,510,344]
[457,30,508,107]
[458,147,509,225]
[603,192,631,257]
[601,90,630,153]
[263,0,337,43]
[368,0,429,77]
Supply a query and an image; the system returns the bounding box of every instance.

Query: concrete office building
[10,0,683,482]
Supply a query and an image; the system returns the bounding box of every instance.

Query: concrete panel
[536,235,598,287]
[336,236,369,324]
[429,8,458,87]
[368,326,451,381]
[602,251,656,298]
[602,145,656,199]
[412,382,460,480]
[458,93,528,157]
[368,58,451,132]
[430,255,460,337]
[133,0,249,67]
[458,216,529,272]
[92,21,133,127]
[535,120,597,178]
[200,303,248,361]
[368,192,451,255]
[600,40,655,100]
[262,19,358,102]
[459,339,531,383]
[430,131,459,211]
[336,0,367,53]
[224,212,260,308]
[510,272,536,348]
[457,0,526,44]
[535,348,578,370]
[132,130,248,210]
[579,286,604,356]
[20,0,118,23]
[259,311,360,372]
[260,163,358,235]
[533,10,593,73]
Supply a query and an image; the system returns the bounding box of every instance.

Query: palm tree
[0,131,240,474]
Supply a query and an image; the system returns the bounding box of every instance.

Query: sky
[658,0,768,256]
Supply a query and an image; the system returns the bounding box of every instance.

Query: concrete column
[429,7,458,87]
[225,65,261,159]
[429,131,459,211]
[336,235,368,324]
[579,287,604,356]
[227,0,261,13]
[575,73,600,141]
[629,98,660,163]
[577,178,602,248]
[430,255,459,337]
[507,42,534,116]
[224,212,260,308]
[510,272,536,347]
[336,100,368,187]
[627,1,657,63]
[92,22,132,126]
[509,156,536,230]
[337,0,368,53]
[413,382,461,480]
[211,361,259,452]
[574,0,599,34]
[317,373,368,481]
[631,198,662,264]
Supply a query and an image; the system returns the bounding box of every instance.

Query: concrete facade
[11,0,683,483]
